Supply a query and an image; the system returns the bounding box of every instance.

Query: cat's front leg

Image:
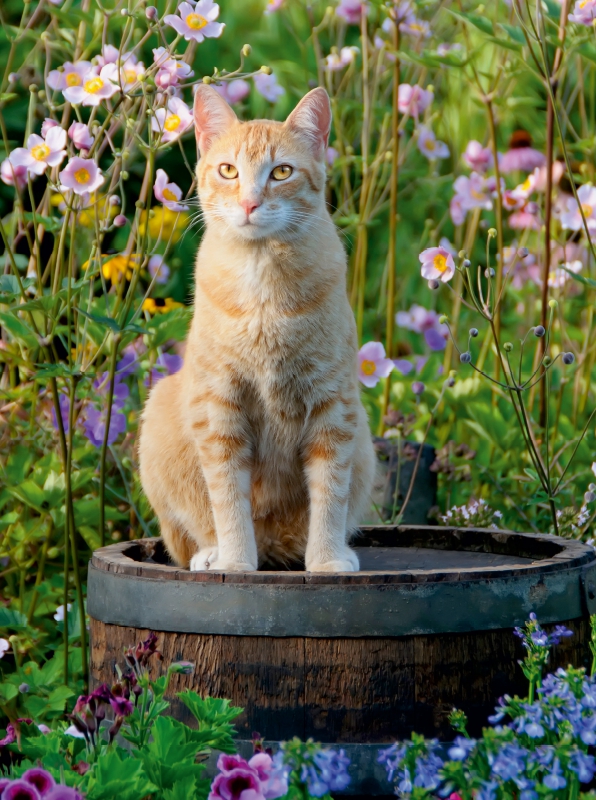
[191,400,258,572]
[303,406,359,573]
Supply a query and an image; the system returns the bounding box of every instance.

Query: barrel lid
[87,526,596,637]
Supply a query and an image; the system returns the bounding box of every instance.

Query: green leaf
[0,273,28,296]
[0,311,39,349]
[132,716,208,792]
[561,265,596,289]
[21,213,62,232]
[4,445,34,485]
[7,479,47,512]
[85,749,158,800]
[524,467,540,482]
[76,308,121,333]
[496,23,526,44]
[146,307,191,348]
[0,607,28,630]
[447,9,494,35]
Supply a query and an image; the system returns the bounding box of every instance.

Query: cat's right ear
[193,85,238,156]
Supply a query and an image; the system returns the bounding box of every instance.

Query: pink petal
[9,148,34,168]
[359,341,386,361]
[45,126,67,150]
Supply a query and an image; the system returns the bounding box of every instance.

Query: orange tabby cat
[138,86,375,572]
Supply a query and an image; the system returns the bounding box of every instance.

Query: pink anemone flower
[59,157,104,196]
[358,342,394,388]
[153,169,189,212]
[164,0,225,43]
[419,246,456,283]
[397,84,433,118]
[9,127,67,175]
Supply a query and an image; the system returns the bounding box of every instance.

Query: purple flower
[83,405,127,447]
[253,73,285,103]
[2,780,42,800]
[313,749,351,792]
[424,328,447,351]
[213,79,250,105]
[45,789,84,800]
[208,767,265,800]
[109,695,133,716]
[145,352,183,387]
[51,393,70,434]
[393,359,415,375]
[397,84,433,118]
[22,770,55,796]
[300,765,328,798]
[148,255,171,285]
[570,0,596,23]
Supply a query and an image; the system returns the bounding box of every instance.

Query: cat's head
[193,86,331,241]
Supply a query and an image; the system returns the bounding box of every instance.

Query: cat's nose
[240,199,260,216]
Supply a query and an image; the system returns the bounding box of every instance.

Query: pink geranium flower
[560,183,596,235]
[152,97,193,142]
[154,169,189,212]
[9,127,67,176]
[47,60,92,92]
[417,126,449,160]
[397,84,433,118]
[336,0,368,24]
[358,342,394,388]
[59,157,104,196]
[1,158,28,190]
[419,246,456,283]
[209,766,266,800]
[570,0,596,24]
[63,66,119,106]
[253,73,285,102]
[463,140,493,172]
[164,0,225,43]
[68,122,94,151]
[213,79,251,104]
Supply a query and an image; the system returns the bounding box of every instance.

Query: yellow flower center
[164,114,181,132]
[84,77,104,94]
[31,144,50,161]
[582,204,593,217]
[471,189,485,200]
[124,69,138,84]
[185,12,208,29]
[433,254,448,273]
[66,72,82,87]
[425,138,436,151]
[162,187,177,202]
[580,0,589,7]
[410,23,423,31]
[74,168,90,184]
[361,359,376,376]
[521,177,532,191]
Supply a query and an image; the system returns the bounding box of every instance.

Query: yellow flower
[83,253,141,282]
[142,297,184,314]
[50,191,116,228]
[71,341,99,369]
[139,206,189,243]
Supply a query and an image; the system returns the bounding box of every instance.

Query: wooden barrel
[88,527,596,796]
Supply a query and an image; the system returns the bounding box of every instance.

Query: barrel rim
[90,526,595,585]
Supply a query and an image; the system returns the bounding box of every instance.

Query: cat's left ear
[284,88,331,156]
[193,85,238,156]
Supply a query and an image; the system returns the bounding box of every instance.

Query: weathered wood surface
[90,617,590,742]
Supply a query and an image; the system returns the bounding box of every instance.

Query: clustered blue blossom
[378,616,596,798]
[299,748,351,797]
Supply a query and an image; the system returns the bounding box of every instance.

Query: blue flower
[543,758,566,790]
[448,737,476,761]
[300,765,328,798]
[570,750,596,783]
[313,748,351,792]
[398,767,413,794]
[476,779,499,800]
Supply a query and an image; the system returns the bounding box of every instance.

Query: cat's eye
[271,165,293,181]
[219,164,238,179]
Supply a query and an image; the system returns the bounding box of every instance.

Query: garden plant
[1,0,596,794]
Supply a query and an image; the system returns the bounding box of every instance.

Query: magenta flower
[9,128,67,176]
[68,122,94,151]
[209,767,266,800]
[358,342,394,388]
[253,73,285,103]
[2,781,42,800]
[419,246,456,283]
[41,118,59,138]
[336,0,368,24]
[63,66,119,106]
[213,79,250,105]
[560,183,596,234]
[570,0,596,24]
[397,84,433,118]
[45,788,84,800]
[22,769,56,796]
[417,125,449,160]
[152,97,193,143]
[248,753,289,800]
[154,169,189,212]
[148,255,171,284]
[47,61,92,92]
[59,157,104,196]
[164,0,225,42]
[1,158,28,190]
[109,695,133,716]
[463,140,493,172]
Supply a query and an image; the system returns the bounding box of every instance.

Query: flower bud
[47,546,60,559]
[242,44,251,56]
[484,267,495,278]
[462,259,471,269]
[428,279,439,290]
[37,90,46,100]
[202,76,213,84]
[469,328,478,338]
[109,195,121,206]
[19,683,29,693]
[412,381,425,395]
[488,227,497,238]
[121,171,129,181]
[543,355,552,367]
[446,376,455,387]
[135,199,145,209]
[260,65,273,75]
[533,325,545,338]
[29,84,38,93]
[517,247,529,258]
[503,342,513,352]
[590,483,596,492]
[458,250,467,259]
[549,299,558,309]
[8,73,20,83]
[145,84,155,94]
[562,352,575,365]
[585,491,596,504]
[460,352,472,364]
[113,215,127,227]
[120,8,130,15]
[439,315,448,324]
[146,5,157,19]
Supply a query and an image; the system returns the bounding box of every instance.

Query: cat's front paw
[189,546,219,572]
[207,559,258,573]
[306,546,360,573]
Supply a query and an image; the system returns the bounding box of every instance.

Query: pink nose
[240,199,260,216]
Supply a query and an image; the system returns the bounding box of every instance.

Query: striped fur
[139,88,375,572]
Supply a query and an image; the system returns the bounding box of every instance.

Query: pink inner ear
[193,86,238,155]
[285,88,332,153]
